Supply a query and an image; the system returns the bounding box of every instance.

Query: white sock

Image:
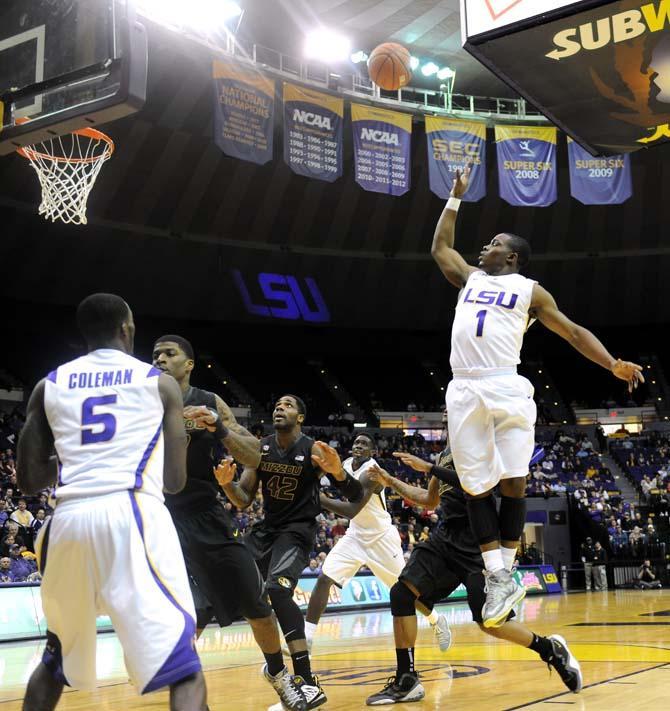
[426,609,439,625]
[501,546,518,571]
[304,621,317,641]
[482,548,505,573]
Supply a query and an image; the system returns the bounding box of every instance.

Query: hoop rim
[16,127,115,164]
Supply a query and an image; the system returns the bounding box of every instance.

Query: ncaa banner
[567,137,632,205]
[351,104,412,196]
[425,117,486,201]
[212,60,275,165]
[283,84,343,182]
[495,125,557,207]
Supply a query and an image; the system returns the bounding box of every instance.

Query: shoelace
[280,675,304,705]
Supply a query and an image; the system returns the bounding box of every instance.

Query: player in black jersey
[364,422,582,705]
[215,394,363,710]
[152,338,307,711]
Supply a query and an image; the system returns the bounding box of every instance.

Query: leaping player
[431,166,644,628]
[304,432,451,652]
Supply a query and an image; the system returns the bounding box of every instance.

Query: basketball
[367,43,412,90]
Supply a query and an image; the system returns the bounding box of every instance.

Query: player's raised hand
[450,162,471,199]
[392,451,432,473]
[213,458,236,486]
[312,441,344,479]
[367,464,393,487]
[612,359,645,392]
[184,405,218,432]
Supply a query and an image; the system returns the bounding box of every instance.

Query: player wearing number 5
[432,168,644,629]
[217,394,363,709]
[17,294,206,710]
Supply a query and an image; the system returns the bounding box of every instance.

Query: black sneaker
[545,635,582,693]
[262,664,307,711]
[296,675,327,709]
[366,674,425,705]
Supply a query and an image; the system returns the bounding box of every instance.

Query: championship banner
[425,117,486,201]
[212,60,275,165]
[495,125,557,207]
[283,84,343,182]
[351,104,412,196]
[567,137,632,205]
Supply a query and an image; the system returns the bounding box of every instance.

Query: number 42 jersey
[44,349,165,503]
[450,271,536,374]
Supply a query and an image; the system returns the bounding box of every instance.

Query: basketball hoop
[17,127,114,225]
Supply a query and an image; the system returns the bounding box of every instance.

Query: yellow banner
[425,116,486,139]
[351,104,412,133]
[283,83,344,118]
[495,124,557,145]
[212,60,275,99]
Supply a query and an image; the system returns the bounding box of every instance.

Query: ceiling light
[350,51,368,64]
[436,67,456,80]
[409,56,420,70]
[136,0,242,32]
[421,62,439,76]
[305,28,351,62]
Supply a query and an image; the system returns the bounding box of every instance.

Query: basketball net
[17,128,114,225]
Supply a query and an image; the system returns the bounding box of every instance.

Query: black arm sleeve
[429,465,462,489]
[329,472,364,502]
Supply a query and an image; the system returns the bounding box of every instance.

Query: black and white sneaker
[296,675,327,709]
[262,664,307,711]
[366,674,425,705]
[546,635,583,693]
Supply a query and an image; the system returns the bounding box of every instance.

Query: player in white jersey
[17,293,207,711]
[431,167,644,628]
[304,434,451,652]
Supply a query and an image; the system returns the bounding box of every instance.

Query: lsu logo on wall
[360,128,400,145]
[546,0,670,60]
[292,109,332,130]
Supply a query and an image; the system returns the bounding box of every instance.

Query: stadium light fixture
[350,51,369,64]
[409,56,420,70]
[421,62,439,77]
[305,28,351,62]
[437,66,456,80]
[136,0,242,31]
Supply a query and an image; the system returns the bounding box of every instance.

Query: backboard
[0,0,147,155]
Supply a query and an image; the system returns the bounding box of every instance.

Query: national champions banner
[212,60,275,165]
[351,104,412,196]
[495,125,557,207]
[425,117,486,201]
[283,84,343,182]
[567,137,632,205]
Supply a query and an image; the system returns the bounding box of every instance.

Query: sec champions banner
[283,84,343,182]
[212,60,275,165]
[425,117,486,201]
[352,104,412,196]
[567,137,632,205]
[495,125,557,207]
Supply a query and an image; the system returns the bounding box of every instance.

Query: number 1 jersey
[450,271,536,373]
[43,349,165,503]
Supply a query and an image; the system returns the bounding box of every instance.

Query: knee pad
[499,496,527,542]
[390,581,417,618]
[466,494,499,546]
[268,586,305,642]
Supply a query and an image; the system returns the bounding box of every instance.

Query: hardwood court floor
[1,591,669,710]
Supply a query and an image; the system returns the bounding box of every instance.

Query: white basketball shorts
[446,373,536,495]
[322,526,405,589]
[35,490,200,693]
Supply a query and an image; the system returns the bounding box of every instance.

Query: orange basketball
[367,43,412,91]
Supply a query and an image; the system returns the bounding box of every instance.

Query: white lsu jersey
[343,457,392,541]
[43,349,165,503]
[450,270,537,374]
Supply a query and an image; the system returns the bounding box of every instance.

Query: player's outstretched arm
[368,464,440,509]
[216,460,260,509]
[17,379,57,495]
[431,165,479,289]
[319,471,380,519]
[159,374,188,494]
[214,395,261,467]
[531,284,645,392]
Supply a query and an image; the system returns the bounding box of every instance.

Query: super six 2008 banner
[212,60,275,165]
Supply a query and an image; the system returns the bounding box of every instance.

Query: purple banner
[568,139,632,205]
[351,104,412,196]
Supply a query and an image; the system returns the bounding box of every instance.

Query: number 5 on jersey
[81,395,117,444]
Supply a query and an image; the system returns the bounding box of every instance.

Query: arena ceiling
[1,4,670,331]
